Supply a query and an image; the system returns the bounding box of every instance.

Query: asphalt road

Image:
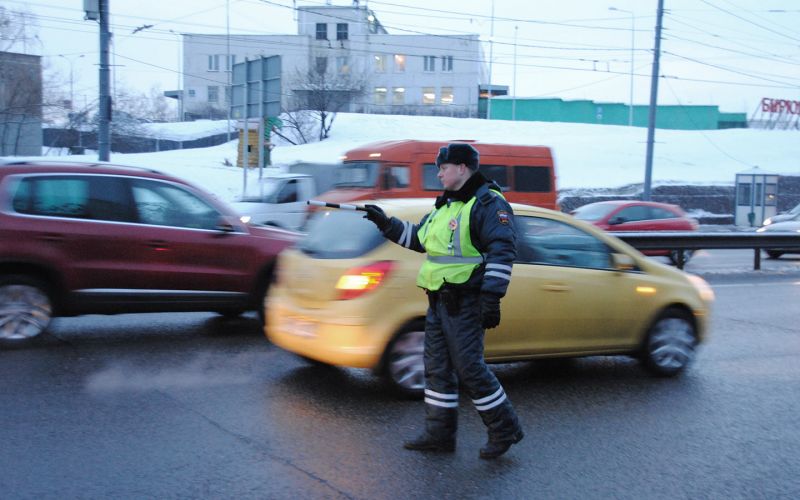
[2,254,799,499]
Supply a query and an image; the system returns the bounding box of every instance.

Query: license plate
[286,316,318,338]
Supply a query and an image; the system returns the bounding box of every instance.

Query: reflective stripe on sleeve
[485,271,511,281]
[399,221,412,248]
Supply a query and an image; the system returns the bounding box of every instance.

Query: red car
[571,200,698,265]
[0,160,299,342]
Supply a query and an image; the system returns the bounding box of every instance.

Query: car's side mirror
[609,216,626,225]
[214,216,238,234]
[611,253,636,271]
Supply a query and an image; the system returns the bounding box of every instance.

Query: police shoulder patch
[497,210,510,224]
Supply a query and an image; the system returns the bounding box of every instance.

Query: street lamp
[609,7,635,126]
[58,54,85,110]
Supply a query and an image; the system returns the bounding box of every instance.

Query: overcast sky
[10,0,800,114]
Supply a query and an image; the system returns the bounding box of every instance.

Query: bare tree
[0,52,42,155]
[113,83,173,123]
[0,6,39,53]
[287,68,366,142]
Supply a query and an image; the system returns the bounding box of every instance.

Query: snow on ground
[14,113,800,204]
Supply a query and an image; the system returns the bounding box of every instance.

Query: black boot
[479,428,524,459]
[403,432,456,452]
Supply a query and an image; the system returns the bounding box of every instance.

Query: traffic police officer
[363,143,524,459]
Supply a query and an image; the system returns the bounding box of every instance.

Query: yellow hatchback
[266,199,714,397]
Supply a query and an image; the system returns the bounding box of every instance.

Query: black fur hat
[436,143,480,170]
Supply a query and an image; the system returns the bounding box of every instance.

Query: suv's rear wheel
[640,308,696,377]
[384,324,425,398]
[0,276,53,341]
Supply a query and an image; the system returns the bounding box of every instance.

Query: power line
[662,50,800,88]
[662,77,751,167]
[700,0,800,43]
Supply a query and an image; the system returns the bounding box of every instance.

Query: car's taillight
[335,260,395,300]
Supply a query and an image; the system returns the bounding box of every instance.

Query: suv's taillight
[335,260,395,300]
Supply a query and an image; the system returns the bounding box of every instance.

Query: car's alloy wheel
[386,326,425,398]
[641,310,696,376]
[668,250,694,266]
[0,277,52,341]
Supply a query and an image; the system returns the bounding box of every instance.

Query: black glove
[480,294,501,329]
[363,204,391,232]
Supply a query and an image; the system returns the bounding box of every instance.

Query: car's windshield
[336,162,379,188]
[572,203,618,222]
[789,203,800,216]
[238,178,283,203]
[298,209,385,258]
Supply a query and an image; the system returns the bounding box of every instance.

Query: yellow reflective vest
[417,196,487,291]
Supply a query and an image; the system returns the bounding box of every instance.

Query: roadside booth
[734,167,779,227]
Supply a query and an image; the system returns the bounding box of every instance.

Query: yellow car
[266,199,714,397]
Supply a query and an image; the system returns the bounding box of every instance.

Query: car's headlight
[687,274,715,303]
[763,217,773,226]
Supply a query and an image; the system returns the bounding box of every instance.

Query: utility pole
[486,0,495,120]
[643,0,664,201]
[98,0,111,161]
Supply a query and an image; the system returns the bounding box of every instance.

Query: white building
[177,3,490,120]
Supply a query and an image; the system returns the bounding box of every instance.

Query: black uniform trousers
[423,288,521,442]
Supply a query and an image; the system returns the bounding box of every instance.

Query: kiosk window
[514,166,551,192]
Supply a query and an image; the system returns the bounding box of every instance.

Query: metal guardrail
[614,231,800,270]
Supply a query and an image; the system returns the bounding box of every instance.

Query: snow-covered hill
[26,113,800,204]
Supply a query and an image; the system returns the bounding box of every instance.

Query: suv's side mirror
[214,216,238,234]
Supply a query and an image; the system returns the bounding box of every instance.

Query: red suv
[571,200,698,265]
[0,160,299,342]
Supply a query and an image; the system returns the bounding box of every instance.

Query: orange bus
[315,139,558,210]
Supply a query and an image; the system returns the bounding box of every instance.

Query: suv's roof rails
[0,159,164,175]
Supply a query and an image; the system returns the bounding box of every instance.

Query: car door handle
[147,240,170,251]
[37,233,65,243]
[542,283,570,292]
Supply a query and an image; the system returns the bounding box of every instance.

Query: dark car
[0,160,299,342]
[756,219,800,259]
[571,200,698,265]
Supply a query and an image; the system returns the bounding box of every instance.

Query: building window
[188,89,196,98]
[394,54,405,72]
[224,86,232,104]
[392,87,405,105]
[441,55,453,72]
[316,57,328,75]
[336,56,350,74]
[422,87,435,105]
[374,54,387,72]
[336,23,348,41]
[316,23,327,40]
[207,54,220,71]
[423,56,436,72]
[441,87,453,105]
[225,54,236,71]
[374,87,388,105]
[207,86,219,103]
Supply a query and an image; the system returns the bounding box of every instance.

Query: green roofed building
[489,97,747,130]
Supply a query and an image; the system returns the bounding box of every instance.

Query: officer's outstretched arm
[380,213,428,253]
